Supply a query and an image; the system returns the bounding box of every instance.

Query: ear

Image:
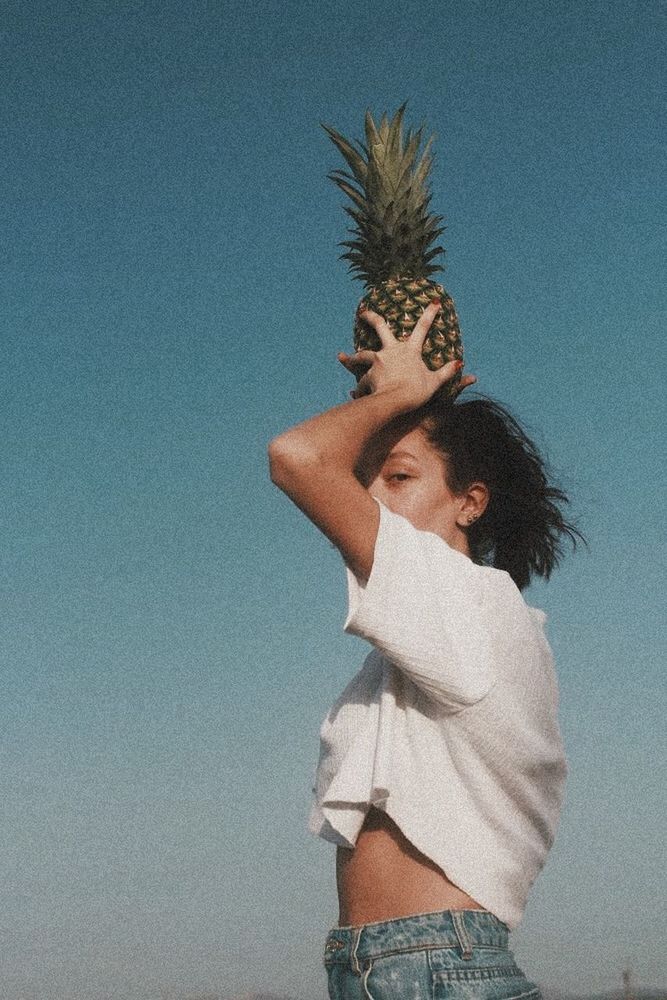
[456,481,490,528]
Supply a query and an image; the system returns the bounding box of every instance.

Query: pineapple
[322,103,463,394]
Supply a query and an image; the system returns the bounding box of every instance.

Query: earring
[466,515,476,524]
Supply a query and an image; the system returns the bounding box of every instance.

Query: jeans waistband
[324,909,509,967]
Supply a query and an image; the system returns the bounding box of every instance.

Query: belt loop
[452,911,474,960]
[351,925,364,975]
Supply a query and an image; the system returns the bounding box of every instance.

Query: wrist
[356,384,423,416]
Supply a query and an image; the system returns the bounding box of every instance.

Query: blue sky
[1,1,665,998]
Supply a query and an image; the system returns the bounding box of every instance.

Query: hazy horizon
[1,982,664,1000]
[2,985,665,1000]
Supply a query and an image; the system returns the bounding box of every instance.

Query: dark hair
[419,394,586,591]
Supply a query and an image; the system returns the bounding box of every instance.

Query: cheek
[368,482,395,507]
[366,475,382,497]
[413,484,459,530]
[367,481,409,518]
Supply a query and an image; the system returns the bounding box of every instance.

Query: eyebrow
[385,450,419,462]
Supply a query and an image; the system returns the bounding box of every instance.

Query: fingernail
[454,359,464,371]
[431,298,441,307]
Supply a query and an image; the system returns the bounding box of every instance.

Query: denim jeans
[324,908,542,1000]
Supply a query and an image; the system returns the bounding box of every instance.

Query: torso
[336,805,486,926]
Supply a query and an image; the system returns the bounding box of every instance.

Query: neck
[443,526,471,559]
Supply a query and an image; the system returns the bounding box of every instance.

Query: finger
[410,300,442,350]
[339,355,364,375]
[338,350,376,374]
[352,372,373,397]
[338,350,375,367]
[454,374,477,397]
[435,357,466,385]
[357,309,394,349]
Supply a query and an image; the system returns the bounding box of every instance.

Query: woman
[268,302,583,1000]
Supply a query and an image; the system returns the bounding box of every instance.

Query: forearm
[268,386,414,475]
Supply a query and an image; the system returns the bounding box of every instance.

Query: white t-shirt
[308,498,568,930]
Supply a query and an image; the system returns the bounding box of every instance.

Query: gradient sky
[1,2,665,998]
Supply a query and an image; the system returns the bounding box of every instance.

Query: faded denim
[324,908,542,1000]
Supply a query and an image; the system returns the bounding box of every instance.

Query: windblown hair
[419,395,586,591]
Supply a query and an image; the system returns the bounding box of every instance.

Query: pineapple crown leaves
[321,103,447,285]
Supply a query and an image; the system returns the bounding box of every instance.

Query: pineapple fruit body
[355,276,462,373]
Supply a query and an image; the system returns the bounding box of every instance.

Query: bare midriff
[336,805,486,927]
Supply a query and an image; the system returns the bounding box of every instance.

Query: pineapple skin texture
[354,276,463,397]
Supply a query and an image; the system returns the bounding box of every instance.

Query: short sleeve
[527,606,547,628]
[344,498,498,711]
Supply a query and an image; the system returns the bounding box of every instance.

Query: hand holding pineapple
[338,300,476,407]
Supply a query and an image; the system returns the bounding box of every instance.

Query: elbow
[268,435,318,490]
[267,436,292,489]
[267,436,286,485]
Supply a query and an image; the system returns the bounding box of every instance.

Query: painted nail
[454,359,464,371]
[431,299,441,308]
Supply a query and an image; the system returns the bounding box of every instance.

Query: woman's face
[356,422,480,553]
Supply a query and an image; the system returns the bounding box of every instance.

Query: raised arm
[267,303,473,579]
